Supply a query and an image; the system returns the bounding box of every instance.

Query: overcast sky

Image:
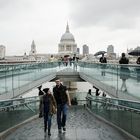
[0,0,140,56]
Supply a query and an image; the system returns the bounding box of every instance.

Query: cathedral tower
[30,40,36,55]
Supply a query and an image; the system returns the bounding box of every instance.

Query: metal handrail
[86,97,140,114]
[0,100,39,112]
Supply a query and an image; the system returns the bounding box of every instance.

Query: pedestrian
[99,53,107,63]
[69,57,73,66]
[119,53,129,64]
[73,54,79,71]
[136,57,140,82]
[119,53,130,92]
[136,57,140,64]
[102,92,106,97]
[38,85,44,118]
[99,53,107,76]
[42,88,57,136]
[88,89,92,95]
[53,79,71,133]
[86,89,92,107]
[58,57,62,68]
[93,86,100,96]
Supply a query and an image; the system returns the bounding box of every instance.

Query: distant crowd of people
[57,54,79,69]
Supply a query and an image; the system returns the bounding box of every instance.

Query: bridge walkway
[5,106,130,140]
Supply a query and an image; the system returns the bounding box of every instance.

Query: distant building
[0,41,52,63]
[107,45,114,54]
[0,45,6,59]
[83,44,89,56]
[29,40,37,55]
[58,23,77,56]
[107,45,116,59]
[77,48,80,54]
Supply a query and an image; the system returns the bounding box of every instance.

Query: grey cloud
[69,0,140,29]
[0,0,32,21]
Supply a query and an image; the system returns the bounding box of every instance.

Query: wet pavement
[5,106,130,140]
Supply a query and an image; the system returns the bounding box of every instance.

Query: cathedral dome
[61,33,75,42]
[60,24,75,42]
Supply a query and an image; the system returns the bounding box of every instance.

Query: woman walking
[42,88,57,136]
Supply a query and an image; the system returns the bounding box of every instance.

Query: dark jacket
[119,56,130,80]
[136,57,140,64]
[53,84,68,105]
[73,57,79,62]
[100,57,107,63]
[42,93,57,115]
[119,57,129,64]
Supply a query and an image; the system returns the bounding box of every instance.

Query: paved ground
[5,106,129,140]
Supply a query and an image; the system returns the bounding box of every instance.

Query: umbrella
[128,48,140,56]
[64,55,69,57]
[94,51,106,56]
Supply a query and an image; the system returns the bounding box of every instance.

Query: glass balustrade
[86,95,140,139]
[0,96,39,132]
[0,94,87,133]
[0,62,58,97]
[78,62,140,101]
[1,61,140,101]
[0,61,140,139]
[0,90,140,139]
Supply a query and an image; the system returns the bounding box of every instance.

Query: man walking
[73,54,79,71]
[119,53,130,92]
[53,79,71,133]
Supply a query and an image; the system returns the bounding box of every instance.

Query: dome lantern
[66,22,70,33]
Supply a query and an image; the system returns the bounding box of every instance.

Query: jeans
[44,112,52,131]
[57,104,68,129]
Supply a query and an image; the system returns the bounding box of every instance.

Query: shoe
[63,127,66,132]
[58,129,62,133]
[48,129,51,136]
[44,125,47,132]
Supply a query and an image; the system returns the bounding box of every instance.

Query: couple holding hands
[40,79,71,136]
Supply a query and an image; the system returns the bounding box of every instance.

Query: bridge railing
[0,96,39,133]
[0,62,58,98]
[0,94,87,134]
[86,95,140,139]
[78,61,140,101]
